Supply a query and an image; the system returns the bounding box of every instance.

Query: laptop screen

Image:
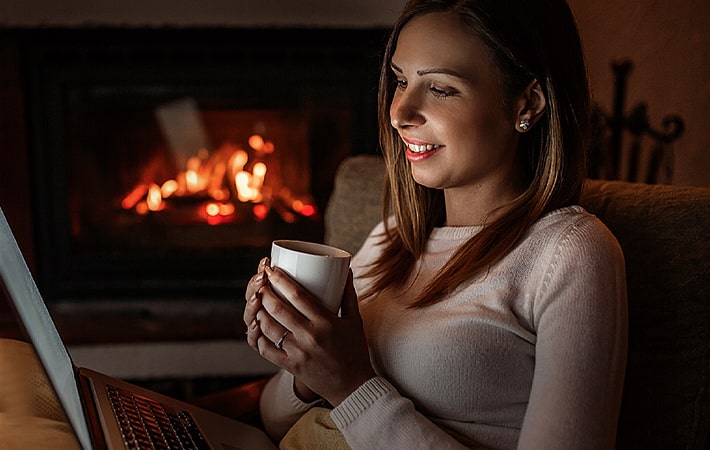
[0,208,92,450]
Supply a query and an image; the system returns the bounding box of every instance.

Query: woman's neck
[443,179,524,226]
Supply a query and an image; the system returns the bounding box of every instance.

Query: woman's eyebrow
[416,68,465,79]
[390,62,464,79]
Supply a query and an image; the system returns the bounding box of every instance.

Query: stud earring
[518,119,531,131]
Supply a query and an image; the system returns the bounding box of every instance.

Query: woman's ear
[514,79,546,132]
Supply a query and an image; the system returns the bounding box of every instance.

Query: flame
[248,134,264,151]
[185,169,201,194]
[249,134,275,154]
[235,171,260,202]
[122,185,148,210]
[230,150,249,174]
[146,184,164,211]
[252,162,267,188]
[161,179,179,198]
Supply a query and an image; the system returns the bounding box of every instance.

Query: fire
[248,134,275,154]
[230,150,249,173]
[235,171,259,202]
[121,185,148,210]
[120,133,317,224]
[146,184,164,211]
[248,134,264,151]
[160,179,179,198]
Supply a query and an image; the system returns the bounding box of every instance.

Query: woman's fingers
[245,316,260,348]
[244,257,269,302]
[243,257,269,332]
[255,299,292,347]
[244,257,270,351]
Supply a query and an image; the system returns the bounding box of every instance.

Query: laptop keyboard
[106,384,211,450]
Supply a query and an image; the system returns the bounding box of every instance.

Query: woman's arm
[258,370,322,440]
[518,219,628,449]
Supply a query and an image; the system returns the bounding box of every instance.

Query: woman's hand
[244,259,376,406]
[243,256,268,337]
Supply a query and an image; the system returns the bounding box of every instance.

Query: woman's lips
[406,142,442,153]
[403,139,444,161]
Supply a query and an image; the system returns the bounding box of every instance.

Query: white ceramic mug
[270,240,352,313]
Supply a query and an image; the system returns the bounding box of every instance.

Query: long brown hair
[362,0,591,307]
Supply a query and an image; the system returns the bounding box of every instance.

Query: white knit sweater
[259,206,628,450]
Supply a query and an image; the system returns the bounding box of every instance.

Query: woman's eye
[395,79,407,90]
[430,85,454,98]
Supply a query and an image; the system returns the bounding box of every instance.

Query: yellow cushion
[279,407,350,450]
[0,339,80,449]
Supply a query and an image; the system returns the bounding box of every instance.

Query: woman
[244,0,627,448]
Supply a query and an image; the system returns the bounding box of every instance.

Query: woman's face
[390,12,523,202]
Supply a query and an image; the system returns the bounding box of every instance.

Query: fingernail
[254,272,264,283]
[259,257,269,269]
[264,265,274,276]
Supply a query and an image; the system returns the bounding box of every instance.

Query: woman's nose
[390,92,424,129]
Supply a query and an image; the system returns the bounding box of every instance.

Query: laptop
[0,207,277,450]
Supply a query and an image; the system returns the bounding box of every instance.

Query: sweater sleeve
[518,218,628,449]
[259,370,323,441]
[331,377,474,449]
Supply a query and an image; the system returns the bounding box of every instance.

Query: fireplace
[19,28,387,302]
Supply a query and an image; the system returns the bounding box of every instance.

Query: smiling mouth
[406,143,442,153]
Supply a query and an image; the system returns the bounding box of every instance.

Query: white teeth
[407,143,441,153]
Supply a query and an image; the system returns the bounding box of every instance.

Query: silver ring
[275,330,290,350]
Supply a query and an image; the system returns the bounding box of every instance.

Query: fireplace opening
[21,28,387,301]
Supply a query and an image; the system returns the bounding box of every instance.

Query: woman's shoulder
[528,205,623,261]
[535,205,607,234]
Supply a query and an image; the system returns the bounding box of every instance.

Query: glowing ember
[204,203,218,217]
[253,204,269,221]
[300,204,317,217]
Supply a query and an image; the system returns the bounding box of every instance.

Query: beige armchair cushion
[579,179,710,449]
